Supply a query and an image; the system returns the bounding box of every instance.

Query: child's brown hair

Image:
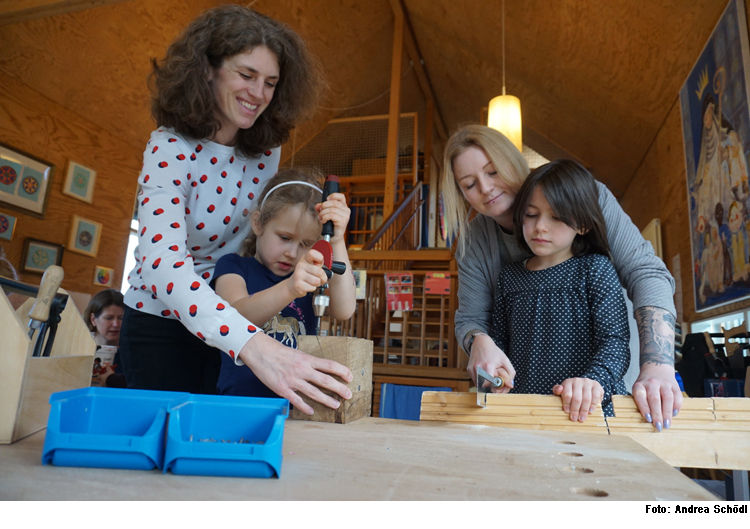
[240,167,324,257]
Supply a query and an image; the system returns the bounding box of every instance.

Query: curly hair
[150,4,324,157]
[241,167,324,258]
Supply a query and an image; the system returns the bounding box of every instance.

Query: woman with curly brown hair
[120,5,353,413]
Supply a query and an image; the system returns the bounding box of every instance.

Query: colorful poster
[386,273,413,311]
[680,0,750,311]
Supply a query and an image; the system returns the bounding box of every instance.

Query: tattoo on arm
[634,306,676,367]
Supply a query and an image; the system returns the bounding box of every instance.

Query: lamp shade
[487,94,522,152]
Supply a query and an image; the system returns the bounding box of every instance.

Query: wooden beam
[348,249,451,262]
[389,0,448,141]
[0,0,129,26]
[383,7,404,219]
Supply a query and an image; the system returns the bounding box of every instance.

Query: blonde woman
[441,124,681,431]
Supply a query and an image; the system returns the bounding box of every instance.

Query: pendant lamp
[487,0,522,151]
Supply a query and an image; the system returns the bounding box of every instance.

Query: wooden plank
[349,249,452,261]
[291,336,373,424]
[0,289,32,444]
[0,0,129,26]
[611,431,750,471]
[0,418,715,500]
[713,398,750,411]
[389,0,447,140]
[373,364,471,379]
[382,6,404,219]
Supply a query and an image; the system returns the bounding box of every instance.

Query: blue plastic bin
[163,394,289,478]
[42,387,188,470]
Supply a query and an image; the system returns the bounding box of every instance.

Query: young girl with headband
[212,168,356,397]
[491,160,630,419]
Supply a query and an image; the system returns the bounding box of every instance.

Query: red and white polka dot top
[124,128,279,362]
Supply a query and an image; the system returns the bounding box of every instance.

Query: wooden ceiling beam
[389,0,447,141]
[0,0,129,26]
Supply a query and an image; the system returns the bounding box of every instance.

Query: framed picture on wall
[62,161,97,203]
[21,238,64,273]
[679,0,750,312]
[68,215,102,258]
[93,266,114,287]
[0,210,17,241]
[0,143,54,218]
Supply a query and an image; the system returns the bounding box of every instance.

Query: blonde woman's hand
[467,334,515,393]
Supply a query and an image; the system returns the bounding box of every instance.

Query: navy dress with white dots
[491,253,629,416]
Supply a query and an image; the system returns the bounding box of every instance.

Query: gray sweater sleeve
[455,216,513,351]
[597,181,676,316]
[454,182,676,353]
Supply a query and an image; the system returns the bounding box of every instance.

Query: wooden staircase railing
[361,181,423,259]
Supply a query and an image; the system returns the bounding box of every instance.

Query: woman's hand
[316,192,350,245]
[285,248,329,299]
[553,378,603,422]
[632,364,683,431]
[467,334,515,393]
[238,332,353,414]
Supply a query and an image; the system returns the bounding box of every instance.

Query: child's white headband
[259,181,323,210]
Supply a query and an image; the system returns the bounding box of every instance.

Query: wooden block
[291,336,373,424]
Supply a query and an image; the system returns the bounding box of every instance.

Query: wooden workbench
[0,418,715,501]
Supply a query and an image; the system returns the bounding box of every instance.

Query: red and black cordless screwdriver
[312,175,347,334]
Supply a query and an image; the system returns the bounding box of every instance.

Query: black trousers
[119,305,222,394]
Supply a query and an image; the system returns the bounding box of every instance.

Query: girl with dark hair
[120,5,352,413]
[212,168,355,397]
[490,160,629,418]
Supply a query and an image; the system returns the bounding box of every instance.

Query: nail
[656,422,662,432]
[589,407,595,413]
[673,409,679,417]
[645,413,652,423]
[564,407,570,413]
[665,419,671,429]
[571,415,578,422]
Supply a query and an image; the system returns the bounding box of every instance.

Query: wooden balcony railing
[363,181,422,251]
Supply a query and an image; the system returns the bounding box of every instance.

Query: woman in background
[83,289,126,388]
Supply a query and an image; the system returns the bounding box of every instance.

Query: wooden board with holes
[0,418,715,500]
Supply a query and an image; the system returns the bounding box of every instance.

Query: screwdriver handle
[321,175,340,239]
[28,265,64,326]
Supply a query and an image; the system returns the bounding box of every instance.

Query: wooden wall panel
[0,73,141,294]
[619,0,750,325]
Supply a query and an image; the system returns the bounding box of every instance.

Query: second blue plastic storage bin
[164,394,289,478]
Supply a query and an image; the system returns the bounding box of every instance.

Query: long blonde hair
[440,124,529,255]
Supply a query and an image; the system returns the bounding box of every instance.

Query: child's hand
[316,192,350,245]
[553,378,603,422]
[285,249,329,299]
